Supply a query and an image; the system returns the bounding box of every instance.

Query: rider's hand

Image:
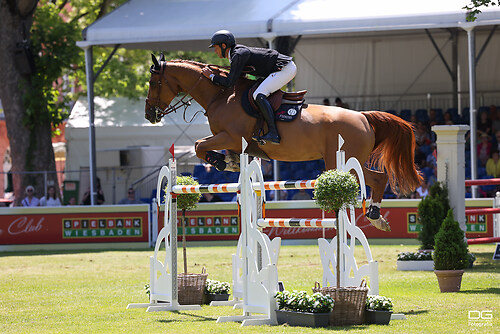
[202,67,213,79]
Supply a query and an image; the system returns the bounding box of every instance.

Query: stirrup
[365,205,391,231]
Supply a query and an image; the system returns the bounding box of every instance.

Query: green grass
[0,243,499,333]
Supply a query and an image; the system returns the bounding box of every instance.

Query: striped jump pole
[257,218,336,228]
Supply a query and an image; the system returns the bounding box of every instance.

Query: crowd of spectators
[384,104,500,199]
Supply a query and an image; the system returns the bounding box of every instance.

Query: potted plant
[417,182,449,250]
[203,279,231,304]
[166,176,207,305]
[313,169,359,289]
[364,295,393,325]
[433,209,469,292]
[313,169,368,326]
[396,251,434,271]
[275,290,334,327]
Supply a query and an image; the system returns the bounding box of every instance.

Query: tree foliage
[464,0,500,21]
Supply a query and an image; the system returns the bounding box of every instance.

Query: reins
[146,59,254,123]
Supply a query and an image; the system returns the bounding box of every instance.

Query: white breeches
[253,61,297,100]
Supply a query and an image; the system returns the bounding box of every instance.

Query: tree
[0,0,143,204]
[464,0,500,21]
[0,0,245,206]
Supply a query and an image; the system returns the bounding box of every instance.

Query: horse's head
[145,54,179,124]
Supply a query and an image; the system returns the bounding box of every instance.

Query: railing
[310,90,500,113]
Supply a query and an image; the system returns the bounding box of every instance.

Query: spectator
[118,187,144,204]
[486,150,500,178]
[477,110,492,136]
[443,111,454,125]
[292,189,311,200]
[322,98,330,106]
[199,193,222,202]
[493,130,500,153]
[414,121,432,147]
[415,180,430,199]
[428,109,441,126]
[335,97,349,109]
[491,106,500,134]
[81,178,105,205]
[40,185,61,206]
[67,197,77,206]
[269,189,288,201]
[261,160,273,181]
[21,185,40,207]
[477,132,492,166]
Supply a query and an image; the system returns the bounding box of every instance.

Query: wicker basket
[177,267,208,305]
[313,280,368,326]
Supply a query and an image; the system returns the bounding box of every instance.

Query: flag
[169,144,175,161]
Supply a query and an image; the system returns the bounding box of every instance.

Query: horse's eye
[149,81,156,88]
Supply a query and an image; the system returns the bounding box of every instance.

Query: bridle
[145,61,203,123]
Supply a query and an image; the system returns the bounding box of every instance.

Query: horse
[145,54,423,231]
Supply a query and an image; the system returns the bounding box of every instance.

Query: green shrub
[433,209,469,270]
[173,176,201,211]
[417,182,450,250]
[313,169,359,213]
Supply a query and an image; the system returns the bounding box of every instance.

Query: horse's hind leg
[363,167,391,231]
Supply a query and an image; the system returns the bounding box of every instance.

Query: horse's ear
[151,54,160,69]
[160,53,165,62]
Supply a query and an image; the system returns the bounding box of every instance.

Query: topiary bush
[166,175,201,274]
[433,209,469,270]
[313,169,359,213]
[417,182,450,250]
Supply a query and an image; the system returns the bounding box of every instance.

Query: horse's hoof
[367,216,391,231]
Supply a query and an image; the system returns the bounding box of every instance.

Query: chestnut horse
[145,55,422,231]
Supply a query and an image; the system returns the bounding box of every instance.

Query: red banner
[0,206,149,245]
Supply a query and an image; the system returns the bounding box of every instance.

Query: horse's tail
[362,111,423,195]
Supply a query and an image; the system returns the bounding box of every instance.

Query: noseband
[145,62,202,122]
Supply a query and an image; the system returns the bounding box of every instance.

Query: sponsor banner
[0,206,149,245]
[161,200,495,240]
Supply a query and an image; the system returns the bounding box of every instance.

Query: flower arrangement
[365,295,393,312]
[205,279,230,295]
[397,251,433,261]
[145,283,150,297]
[275,290,334,314]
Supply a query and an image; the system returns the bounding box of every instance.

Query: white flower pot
[397,260,434,271]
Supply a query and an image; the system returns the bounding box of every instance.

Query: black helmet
[209,30,236,48]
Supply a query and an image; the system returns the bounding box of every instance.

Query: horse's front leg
[195,132,237,172]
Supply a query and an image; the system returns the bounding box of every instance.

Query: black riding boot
[252,93,280,145]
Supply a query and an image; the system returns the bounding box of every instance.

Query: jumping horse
[145,54,423,231]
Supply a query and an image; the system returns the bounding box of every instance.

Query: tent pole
[84,46,97,205]
[466,27,478,198]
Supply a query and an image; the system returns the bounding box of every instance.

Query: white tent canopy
[77,0,500,201]
[77,0,500,49]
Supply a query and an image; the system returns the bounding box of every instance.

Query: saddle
[242,81,307,122]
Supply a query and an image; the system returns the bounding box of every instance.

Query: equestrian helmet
[209,30,236,48]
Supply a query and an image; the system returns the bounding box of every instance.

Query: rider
[201,30,296,145]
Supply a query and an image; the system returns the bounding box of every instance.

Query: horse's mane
[166,59,229,76]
